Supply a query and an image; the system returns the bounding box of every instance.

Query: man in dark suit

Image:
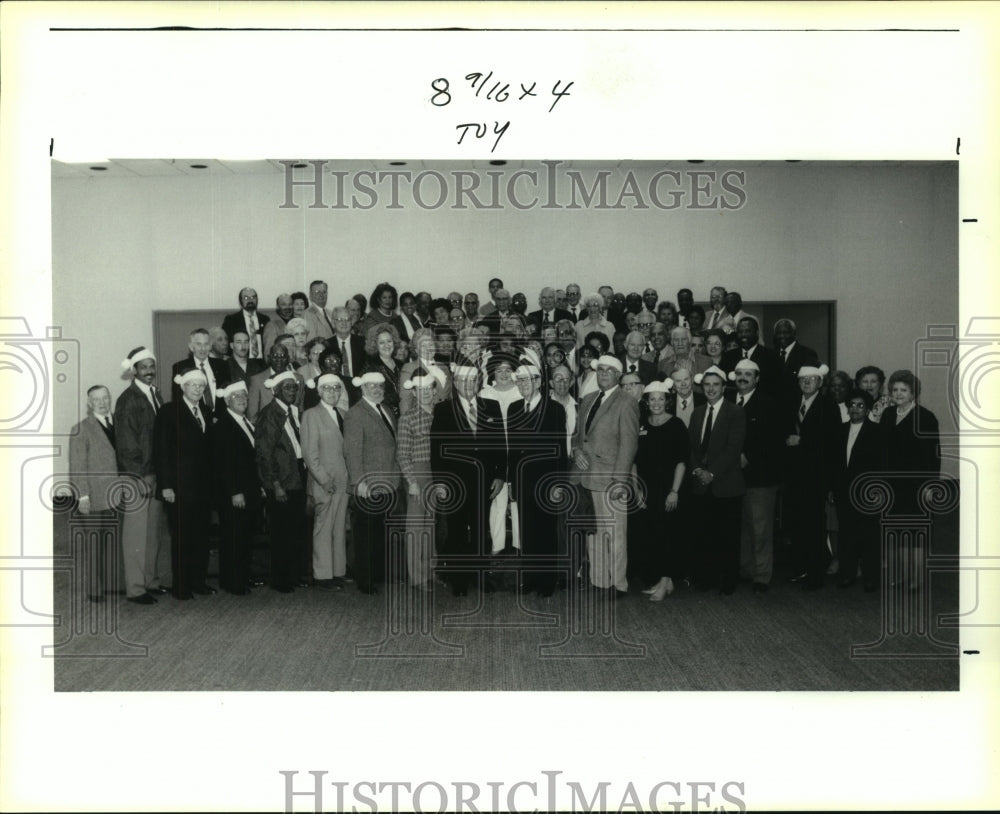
[773,318,820,407]
[115,347,171,602]
[430,364,495,596]
[255,371,309,593]
[670,366,706,429]
[222,287,270,361]
[689,365,746,594]
[783,363,842,590]
[619,330,657,384]
[508,363,568,597]
[527,287,573,334]
[69,385,125,604]
[721,317,781,400]
[832,389,885,591]
[171,328,230,419]
[344,371,403,594]
[247,342,303,422]
[212,381,263,595]
[729,360,783,593]
[330,306,367,404]
[476,289,527,344]
[571,355,640,595]
[154,368,215,600]
[564,283,584,323]
[226,330,266,388]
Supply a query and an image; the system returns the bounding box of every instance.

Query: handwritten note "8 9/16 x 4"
[429,72,575,153]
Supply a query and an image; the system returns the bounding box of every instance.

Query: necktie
[585,391,605,434]
[743,349,749,359]
[701,404,714,453]
[629,363,636,373]
[780,348,787,364]
[799,401,807,421]
[468,398,477,433]
[250,316,260,358]
[199,361,212,410]
[340,339,349,376]
[333,409,344,434]
[150,385,162,412]
[192,405,204,432]
[287,409,300,441]
[242,416,256,444]
[377,404,395,438]
[681,398,687,411]
[99,416,116,448]
[106,415,113,428]
[543,312,551,324]
[571,306,577,319]
[737,395,744,407]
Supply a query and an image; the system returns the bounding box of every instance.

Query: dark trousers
[635,505,678,588]
[692,491,743,591]
[352,487,401,590]
[267,490,306,590]
[217,498,260,592]
[518,503,562,595]
[834,489,880,585]
[165,496,211,596]
[438,491,487,592]
[785,477,829,585]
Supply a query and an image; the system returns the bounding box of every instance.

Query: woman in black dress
[361,323,402,418]
[879,369,940,589]
[634,379,690,601]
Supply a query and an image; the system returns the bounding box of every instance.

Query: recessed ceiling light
[785,159,802,163]
[292,162,307,169]
[489,160,507,166]
[89,166,107,171]
[190,164,208,169]
[687,160,705,164]
[389,161,407,166]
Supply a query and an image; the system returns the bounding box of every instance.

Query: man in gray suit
[301,373,350,591]
[571,355,640,596]
[344,371,402,594]
[114,347,171,602]
[70,385,125,604]
[689,365,747,594]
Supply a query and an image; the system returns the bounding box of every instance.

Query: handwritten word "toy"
[455,122,511,153]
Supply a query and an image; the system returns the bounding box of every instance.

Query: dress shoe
[297,580,311,588]
[226,587,251,596]
[248,577,265,588]
[720,584,736,596]
[192,585,217,595]
[752,582,769,594]
[357,584,378,595]
[611,589,628,600]
[837,577,857,589]
[88,594,105,603]
[127,593,157,605]
[272,585,294,594]
[173,590,194,600]
[314,579,343,592]
[787,572,809,584]
[649,578,671,602]
[146,586,169,596]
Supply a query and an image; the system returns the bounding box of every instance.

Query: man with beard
[115,347,171,602]
[223,286,270,360]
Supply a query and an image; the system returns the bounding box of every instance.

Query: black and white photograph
[2,3,997,812]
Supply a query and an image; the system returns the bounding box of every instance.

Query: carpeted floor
[51,504,961,692]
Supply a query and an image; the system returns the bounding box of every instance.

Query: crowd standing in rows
[69,279,941,605]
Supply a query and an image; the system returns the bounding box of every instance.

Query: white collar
[133,379,153,396]
[737,388,756,404]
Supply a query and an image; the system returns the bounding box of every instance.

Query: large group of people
[68,279,942,607]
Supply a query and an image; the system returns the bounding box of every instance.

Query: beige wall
[52,160,958,453]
